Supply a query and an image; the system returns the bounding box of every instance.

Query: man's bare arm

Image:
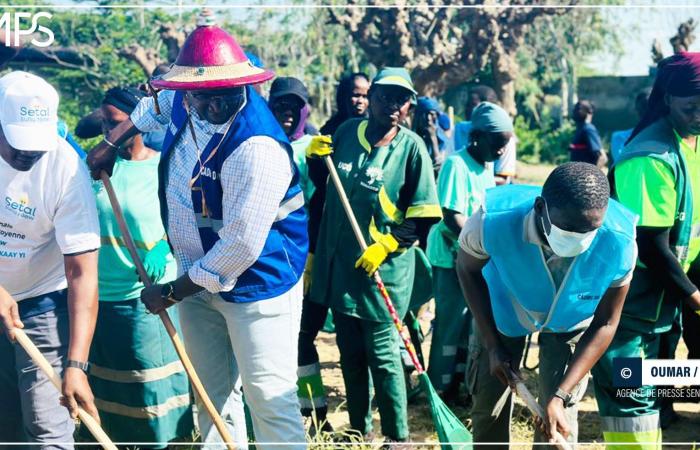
[456,249,520,387]
[443,209,467,235]
[62,250,100,420]
[456,249,497,349]
[556,284,629,394]
[86,119,140,179]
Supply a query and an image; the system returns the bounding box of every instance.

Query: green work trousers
[466,324,587,449]
[592,326,662,450]
[427,267,470,392]
[334,310,408,440]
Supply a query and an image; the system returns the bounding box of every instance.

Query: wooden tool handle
[13,329,117,450]
[515,382,573,450]
[323,156,369,251]
[322,156,425,373]
[99,171,236,450]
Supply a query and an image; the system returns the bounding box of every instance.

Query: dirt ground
[312,162,700,448]
[315,303,700,449]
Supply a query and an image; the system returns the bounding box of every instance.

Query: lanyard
[184,97,243,188]
[183,93,246,216]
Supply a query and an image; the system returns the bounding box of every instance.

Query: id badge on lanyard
[184,96,236,219]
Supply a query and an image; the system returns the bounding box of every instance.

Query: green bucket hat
[372,67,417,95]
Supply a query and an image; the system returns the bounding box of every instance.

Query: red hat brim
[151,63,274,90]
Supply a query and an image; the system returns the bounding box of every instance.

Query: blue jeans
[0,294,73,449]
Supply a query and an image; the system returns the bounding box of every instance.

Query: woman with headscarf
[597,52,700,449]
[319,72,370,136]
[413,96,453,176]
[83,87,194,446]
[425,102,512,403]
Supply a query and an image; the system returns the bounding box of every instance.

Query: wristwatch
[160,282,181,304]
[65,359,90,374]
[553,388,574,408]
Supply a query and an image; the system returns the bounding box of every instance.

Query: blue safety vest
[482,185,637,337]
[159,86,308,302]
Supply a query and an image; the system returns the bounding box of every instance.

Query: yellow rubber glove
[354,234,399,276]
[306,135,333,158]
[696,309,700,318]
[304,253,313,296]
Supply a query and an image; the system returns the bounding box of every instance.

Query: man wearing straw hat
[0,71,101,447]
[87,13,308,448]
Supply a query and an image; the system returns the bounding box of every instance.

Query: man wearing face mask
[86,15,308,448]
[456,162,637,449]
[599,52,700,449]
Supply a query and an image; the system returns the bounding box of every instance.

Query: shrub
[514,116,574,165]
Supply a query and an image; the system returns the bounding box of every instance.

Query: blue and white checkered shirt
[130,90,293,294]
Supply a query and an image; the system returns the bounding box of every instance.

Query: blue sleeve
[65,132,86,159]
[584,124,602,152]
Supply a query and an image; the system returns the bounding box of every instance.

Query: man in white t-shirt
[0,71,101,447]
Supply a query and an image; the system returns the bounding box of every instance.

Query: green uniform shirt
[310,119,441,322]
[94,155,176,301]
[615,132,700,268]
[426,149,495,268]
[291,134,315,207]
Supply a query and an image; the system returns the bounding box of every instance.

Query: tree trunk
[331,1,567,113]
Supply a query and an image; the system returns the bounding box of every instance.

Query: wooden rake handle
[99,172,236,450]
[322,156,425,373]
[13,329,117,450]
[515,382,573,450]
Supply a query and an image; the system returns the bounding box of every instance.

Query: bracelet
[103,137,119,149]
[65,359,90,374]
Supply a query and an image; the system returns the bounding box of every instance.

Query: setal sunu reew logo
[5,195,36,220]
[19,104,51,122]
[0,12,54,48]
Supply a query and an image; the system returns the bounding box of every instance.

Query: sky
[593,1,700,76]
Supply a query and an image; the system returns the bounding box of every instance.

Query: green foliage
[516,0,623,124]
[19,6,190,135]
[231,6,372,127]
[514,116,574,165]
[5,3,369,143]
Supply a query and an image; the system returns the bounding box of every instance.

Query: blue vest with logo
[159,86,308,302]
[482,185,637,337]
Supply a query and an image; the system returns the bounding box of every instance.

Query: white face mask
[540,200,598,257]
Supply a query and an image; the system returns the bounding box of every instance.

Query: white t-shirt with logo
[0,139,100,300]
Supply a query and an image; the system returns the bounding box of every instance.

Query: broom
[99,171,236,450]
[13,328,118,450]
[322,156,472,449]
[515,382,573,450]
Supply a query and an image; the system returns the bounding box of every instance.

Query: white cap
[0,71,59,152]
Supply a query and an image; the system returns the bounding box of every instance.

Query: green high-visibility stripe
[297,372,326,400]
[602,430,662,450]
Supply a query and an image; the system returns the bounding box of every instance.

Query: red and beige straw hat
[151,10,274,90]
